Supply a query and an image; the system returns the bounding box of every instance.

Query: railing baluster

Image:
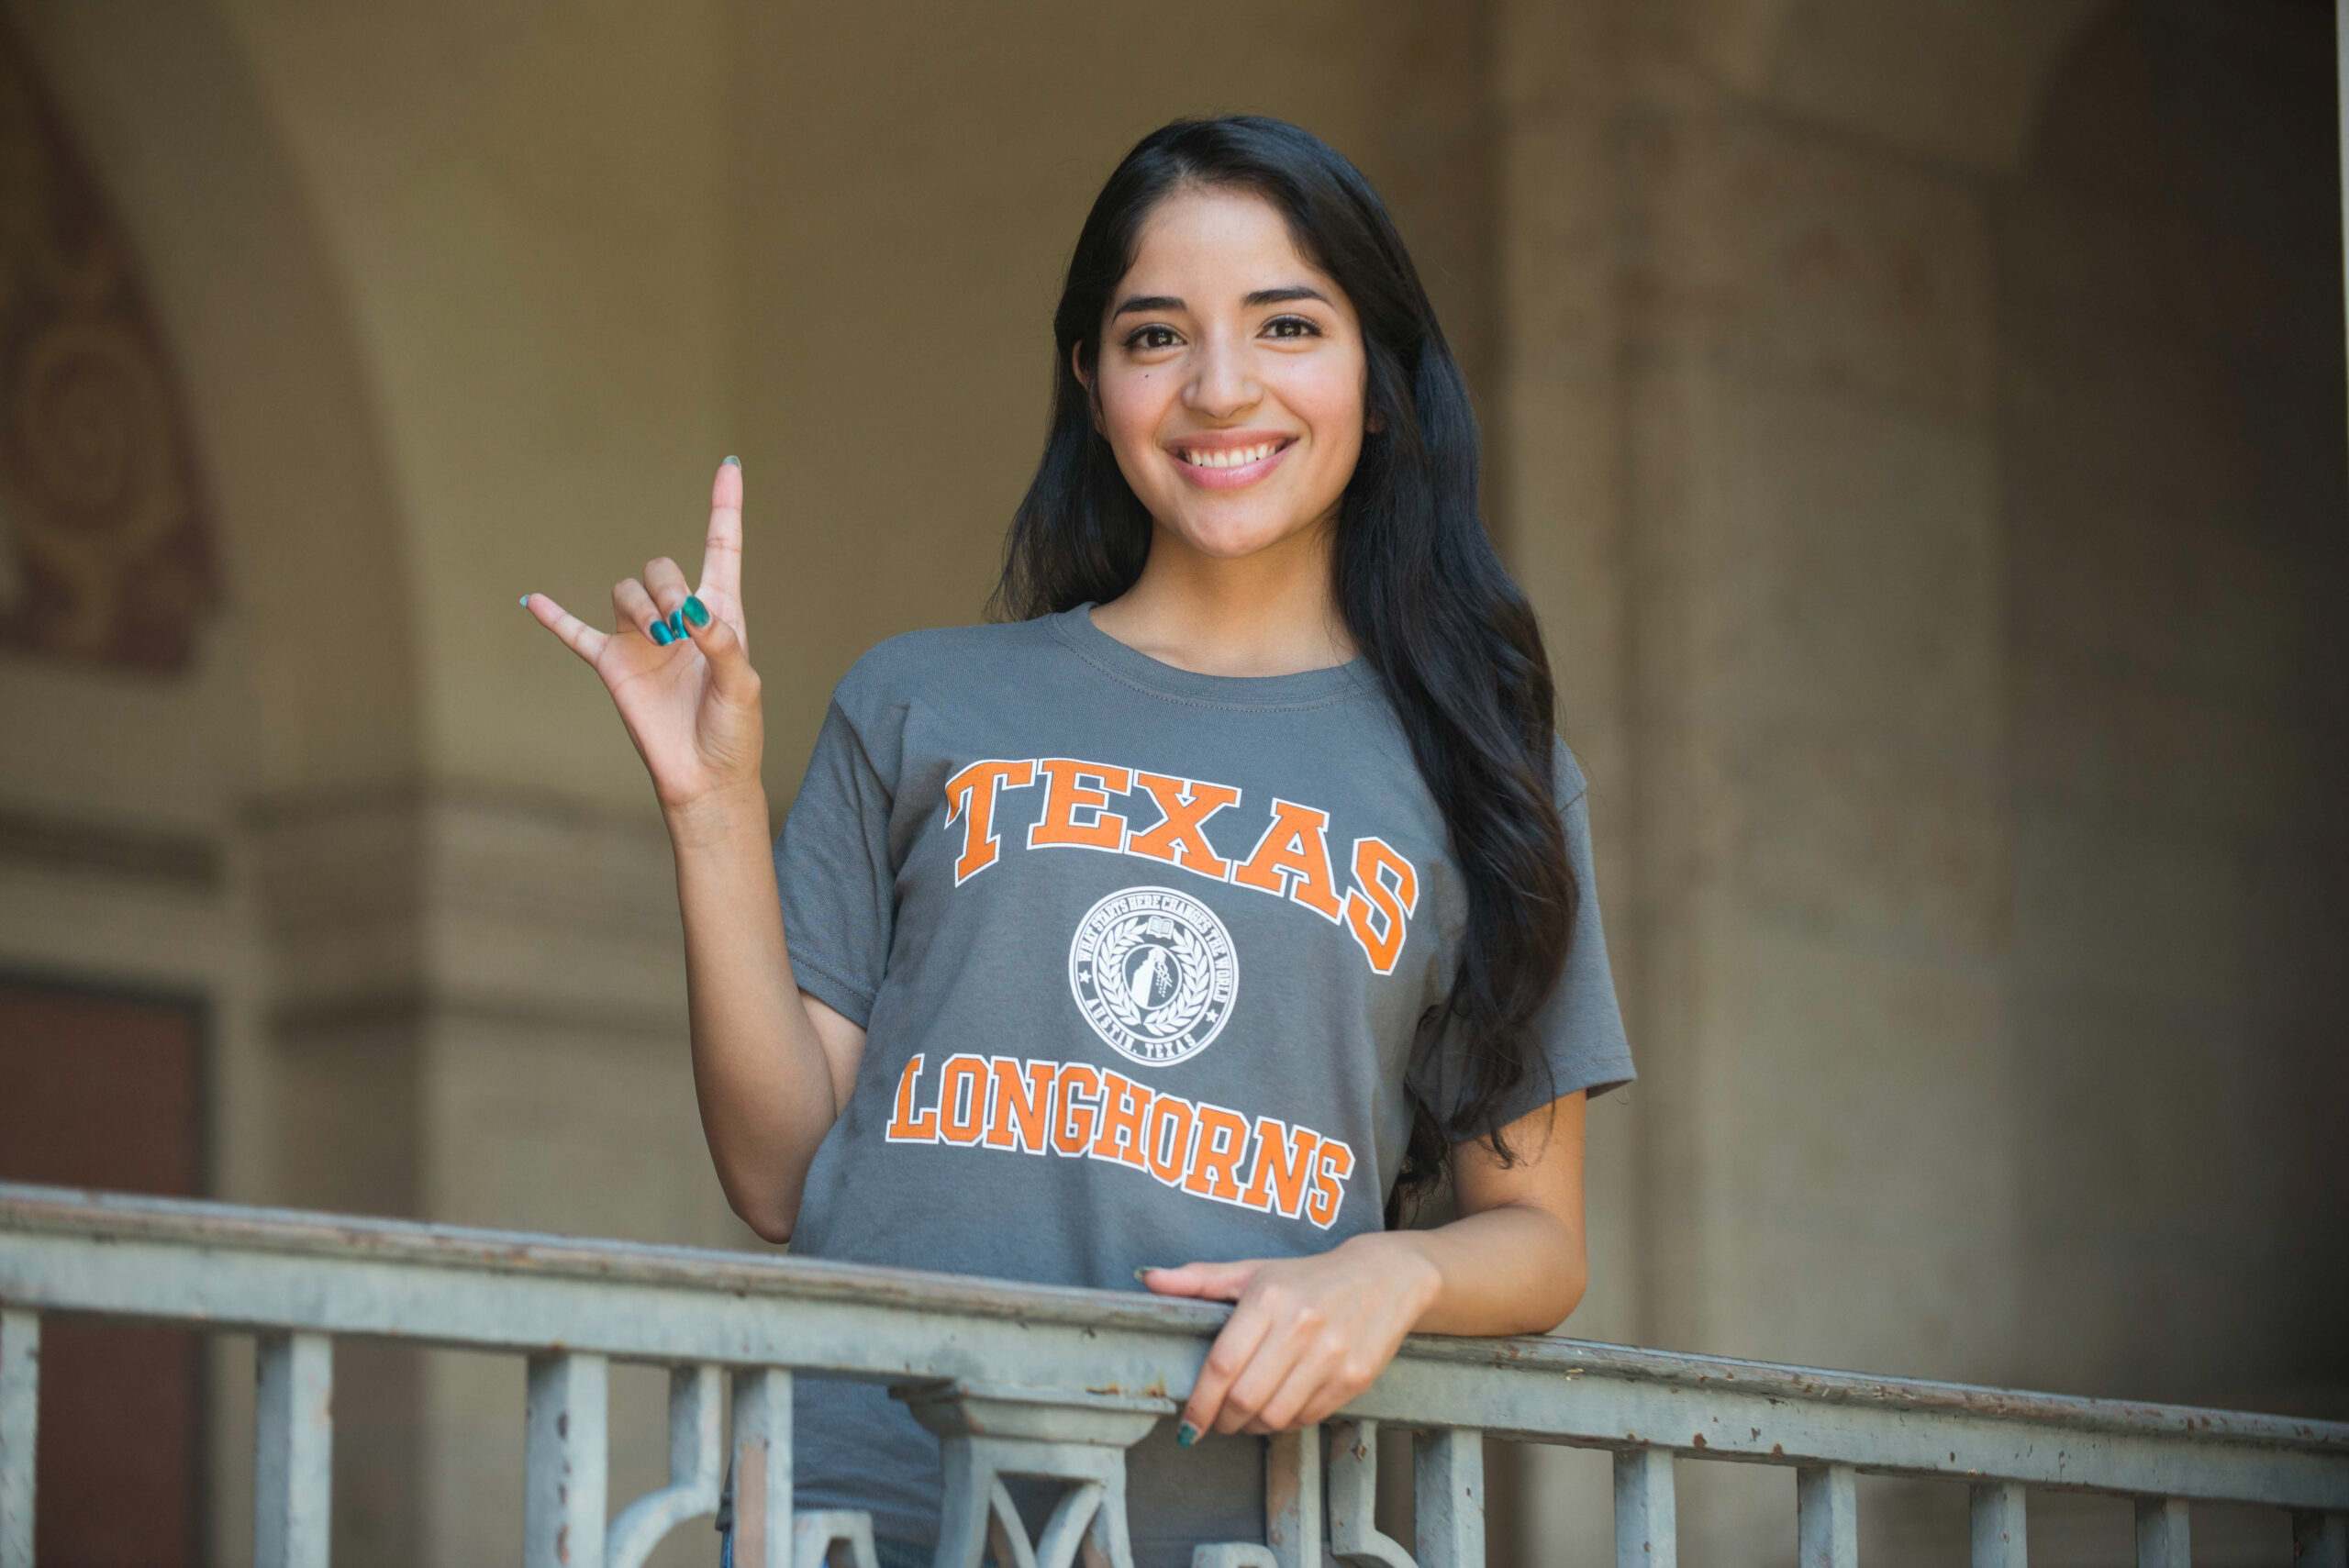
[1968,1482,2026,1568]
[1413,1429,1483,1568]
[2134,1498,2188,1568]
[1329,1419,1415,1568]
[609,1363,724,1568]
[0,1310,35,1568]
[526,1351,608,1568]
[2294,1511,2349,1568]
[729,1368,792,1568]
[1265,1426,1323,1568]
[253,1331,333,1568]
[1613,1447,1676,1568]
[1797,1463,1858,1568]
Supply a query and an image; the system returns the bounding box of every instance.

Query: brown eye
[1264,316,1321,339]
[1126,325,1181,351]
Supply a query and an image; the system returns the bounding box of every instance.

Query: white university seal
[1067,885,1239,1067]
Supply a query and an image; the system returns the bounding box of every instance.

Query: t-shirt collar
[1048,602,1371,711]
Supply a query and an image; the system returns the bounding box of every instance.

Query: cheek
[1098,371,1171,467]
[1282,360,1368,469]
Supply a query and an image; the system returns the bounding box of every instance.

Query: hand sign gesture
[523,458,763,817]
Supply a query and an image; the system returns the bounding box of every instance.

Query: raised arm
[524,459,863,1241]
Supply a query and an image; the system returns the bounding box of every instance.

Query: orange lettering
[934,1054,989,1146]
[1052,1063,1101,1156]
[885,1054,939,1144]
[984,1058,1058,1154]
[1240,1117,1321,1218]
[945,760,1037,884]
[1144,1094,1197,1186]
[1181,1103,1252,1201]
[1341,837,1420,974]
[1306,1139,1355,1229]
[1124,773,1240,879]
[1028,758,1131,851]
[1230,799,1343,920]
[1090,1071,1154,1170]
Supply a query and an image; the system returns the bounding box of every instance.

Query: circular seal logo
[1068,885,1239,1067]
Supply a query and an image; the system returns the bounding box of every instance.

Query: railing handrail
[3,1182,2343,1454]
[5,1181,2348,1518]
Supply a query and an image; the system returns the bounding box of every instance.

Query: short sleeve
[774,698,897,1029]
[1408,740,1636,1138]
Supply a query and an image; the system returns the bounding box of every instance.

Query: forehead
[1120,185,1339,298]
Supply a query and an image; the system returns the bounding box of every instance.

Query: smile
[1178,439,1289,469]
[1167,435,1297,489]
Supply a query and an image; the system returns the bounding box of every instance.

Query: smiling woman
[527,115,1633,1568]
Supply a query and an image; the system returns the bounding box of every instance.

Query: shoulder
[829,617,1062,717]
[1551,734,1590,809]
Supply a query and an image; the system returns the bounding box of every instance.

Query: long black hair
[993,116,1575,1223]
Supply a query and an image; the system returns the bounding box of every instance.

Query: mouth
[1167,433,1297,488]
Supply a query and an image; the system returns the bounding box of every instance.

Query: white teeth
[1184,441,1279,469]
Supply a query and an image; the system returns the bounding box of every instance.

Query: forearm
[1377,1202,1589,1338]
[666,785,841,1240]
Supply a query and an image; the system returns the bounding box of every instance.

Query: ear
[1073,340,1106,435]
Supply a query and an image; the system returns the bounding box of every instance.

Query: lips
[1167,433,1297,489]
[1178,439,1286,469]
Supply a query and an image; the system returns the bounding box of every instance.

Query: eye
[1123,324,1182,351]
[1262,315,1323,339]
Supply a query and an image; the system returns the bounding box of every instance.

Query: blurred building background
[0,0,2340,1564]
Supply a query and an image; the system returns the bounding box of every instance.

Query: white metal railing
[0,1183,2343,1568]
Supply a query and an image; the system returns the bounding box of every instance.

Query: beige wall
[0,1,2342,1565]
[1999,0,2349,1411]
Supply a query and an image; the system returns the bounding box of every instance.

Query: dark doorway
[0,977,205,1568]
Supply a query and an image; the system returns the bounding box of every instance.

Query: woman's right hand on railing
[523,459,763,821]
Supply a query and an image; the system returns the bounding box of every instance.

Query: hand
[524,460,763,818]
[1141,1233,1442,1440]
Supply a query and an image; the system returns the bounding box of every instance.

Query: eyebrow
[1108,284,1333,319]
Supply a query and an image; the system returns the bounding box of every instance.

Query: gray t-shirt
[774,605,1633,1564]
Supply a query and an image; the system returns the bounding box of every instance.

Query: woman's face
[1086,185,1368,564]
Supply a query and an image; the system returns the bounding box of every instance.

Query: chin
[1162,506,1319,562]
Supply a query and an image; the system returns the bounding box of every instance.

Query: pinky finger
[523,593,607,666]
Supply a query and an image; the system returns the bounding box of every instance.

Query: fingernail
[518,594,531,607]
[667,608,685,637]
[682,595,710,628]
[1175,1422,1199,1448]
[650,621,674,646]
[722,454,740,468]
[1134,1267,1154,1283]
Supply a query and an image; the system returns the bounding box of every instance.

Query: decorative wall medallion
[0,18,217,672]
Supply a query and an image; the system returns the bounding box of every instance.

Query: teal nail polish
[518,594,531,606]
[650,621,674,646]
[682,595,710,628]
[1175,1422,1198,1448]
[1133,1267,1153,1284]
[722,454,740,467]
[667,608,685,637]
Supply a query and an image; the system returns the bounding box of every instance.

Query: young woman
[526,116,1632,1568]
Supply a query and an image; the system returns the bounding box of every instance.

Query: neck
[1090,514,1355,677]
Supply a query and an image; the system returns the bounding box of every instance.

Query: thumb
[678,595,759,704]
[1139,1260,1263,1303]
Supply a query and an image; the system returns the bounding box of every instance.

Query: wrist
[1345,1231,1446,1320]
[662,780,772,852]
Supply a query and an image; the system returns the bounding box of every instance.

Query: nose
[1183,328,1259,421]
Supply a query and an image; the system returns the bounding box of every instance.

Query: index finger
[1179,1296,1273,1444]
[523,592,608,667]
[697,456,743,603]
